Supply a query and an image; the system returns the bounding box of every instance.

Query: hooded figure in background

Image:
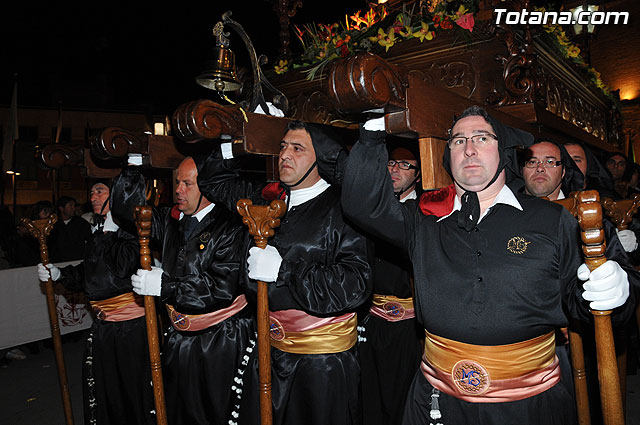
[565,142,617,198]
[341,105,633,425]
[197,119,372,425]
[37,178,156,425]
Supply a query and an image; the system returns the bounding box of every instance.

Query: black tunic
[111,168,256,425]
[59,227,155,425]
[340,128,635,425]
[359,221,423,425]
[197,153,373,425]
[49,216,92,262]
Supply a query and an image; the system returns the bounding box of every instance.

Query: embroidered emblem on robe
[451,359,490,395]
[383,301,406,319]
[269,317,285,341]
[170,309,190,331]
[507,236,531,254]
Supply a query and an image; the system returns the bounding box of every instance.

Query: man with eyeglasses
[387,144,421,201]
[521,141,565,199]
[523,140,640,424]
[341,105,634,425]
[359,141,423,425]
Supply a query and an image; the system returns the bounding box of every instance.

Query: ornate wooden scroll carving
[536,67,609,144]
[287,91,352,126]
[327,52,408,113]
[40,143,83,169]
[172,99,246,143]
[91,127,148,160]
[601,194,640,230]
[487,0,537,106]
[422,61,477,99]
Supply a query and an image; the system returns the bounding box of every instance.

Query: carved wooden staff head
[134,206,153,270]
[236,199,286,248]
[576,190,607,271]
[601,194,640,231]
[19,215,58,264]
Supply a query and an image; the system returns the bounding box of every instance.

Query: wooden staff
[20,214,74,425]
[134,205,168,425]
[236,199,286,425]
[553,194,591,425]
[577,191,624,425]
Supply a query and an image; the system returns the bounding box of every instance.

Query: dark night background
[1,1,365,115]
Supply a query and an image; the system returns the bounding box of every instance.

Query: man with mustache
[197,120,372,425]
[38,180,155,424]
[341,105,633,425]
[111,156,254,425]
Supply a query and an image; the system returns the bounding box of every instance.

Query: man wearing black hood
[341,105,633,425]
[197,119,372,425]
[111,157,254,425]
[359,138,423,425]
[37,179,155,425]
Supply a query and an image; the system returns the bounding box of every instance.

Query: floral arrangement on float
[534,6,611,99]
[274,0,478,80]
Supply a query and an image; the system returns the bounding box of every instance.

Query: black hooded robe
[359,215,423,425]
[196,124,372,425]
[111,168,256,425]
[341,127,635,425]
[58,227,155,425]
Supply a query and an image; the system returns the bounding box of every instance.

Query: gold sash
[89,292,145,321]
[425,330,556,380]
[270,314,358,355]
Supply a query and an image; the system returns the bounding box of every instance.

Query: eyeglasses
[447,133,498,150]
[523,159,562,168]
[387,160,418,171]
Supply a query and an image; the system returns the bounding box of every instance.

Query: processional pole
[134,205,168,425]
[577,191,624,425]
[20,214,74,425]
[236,199,286,425]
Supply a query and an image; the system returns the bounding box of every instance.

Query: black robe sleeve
[341,127,415,249]
[276,220,372,315]
[196,149,265,212]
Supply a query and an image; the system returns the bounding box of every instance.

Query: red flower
[419,184,456,217]
[441,16,454,30]
[170,205,181,220]
[262,182,286,201]
[456,14,475,32]
[433,15,441,28]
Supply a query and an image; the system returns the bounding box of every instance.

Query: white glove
[102,212,119,233]
[616,229,638,252]
[578,260,629,310]
[128,153,143,166]
[37,263,61,282]
[364,116,385,132]
[253,102,285,117]
[131,267,164,296]
[247,245,282,283]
